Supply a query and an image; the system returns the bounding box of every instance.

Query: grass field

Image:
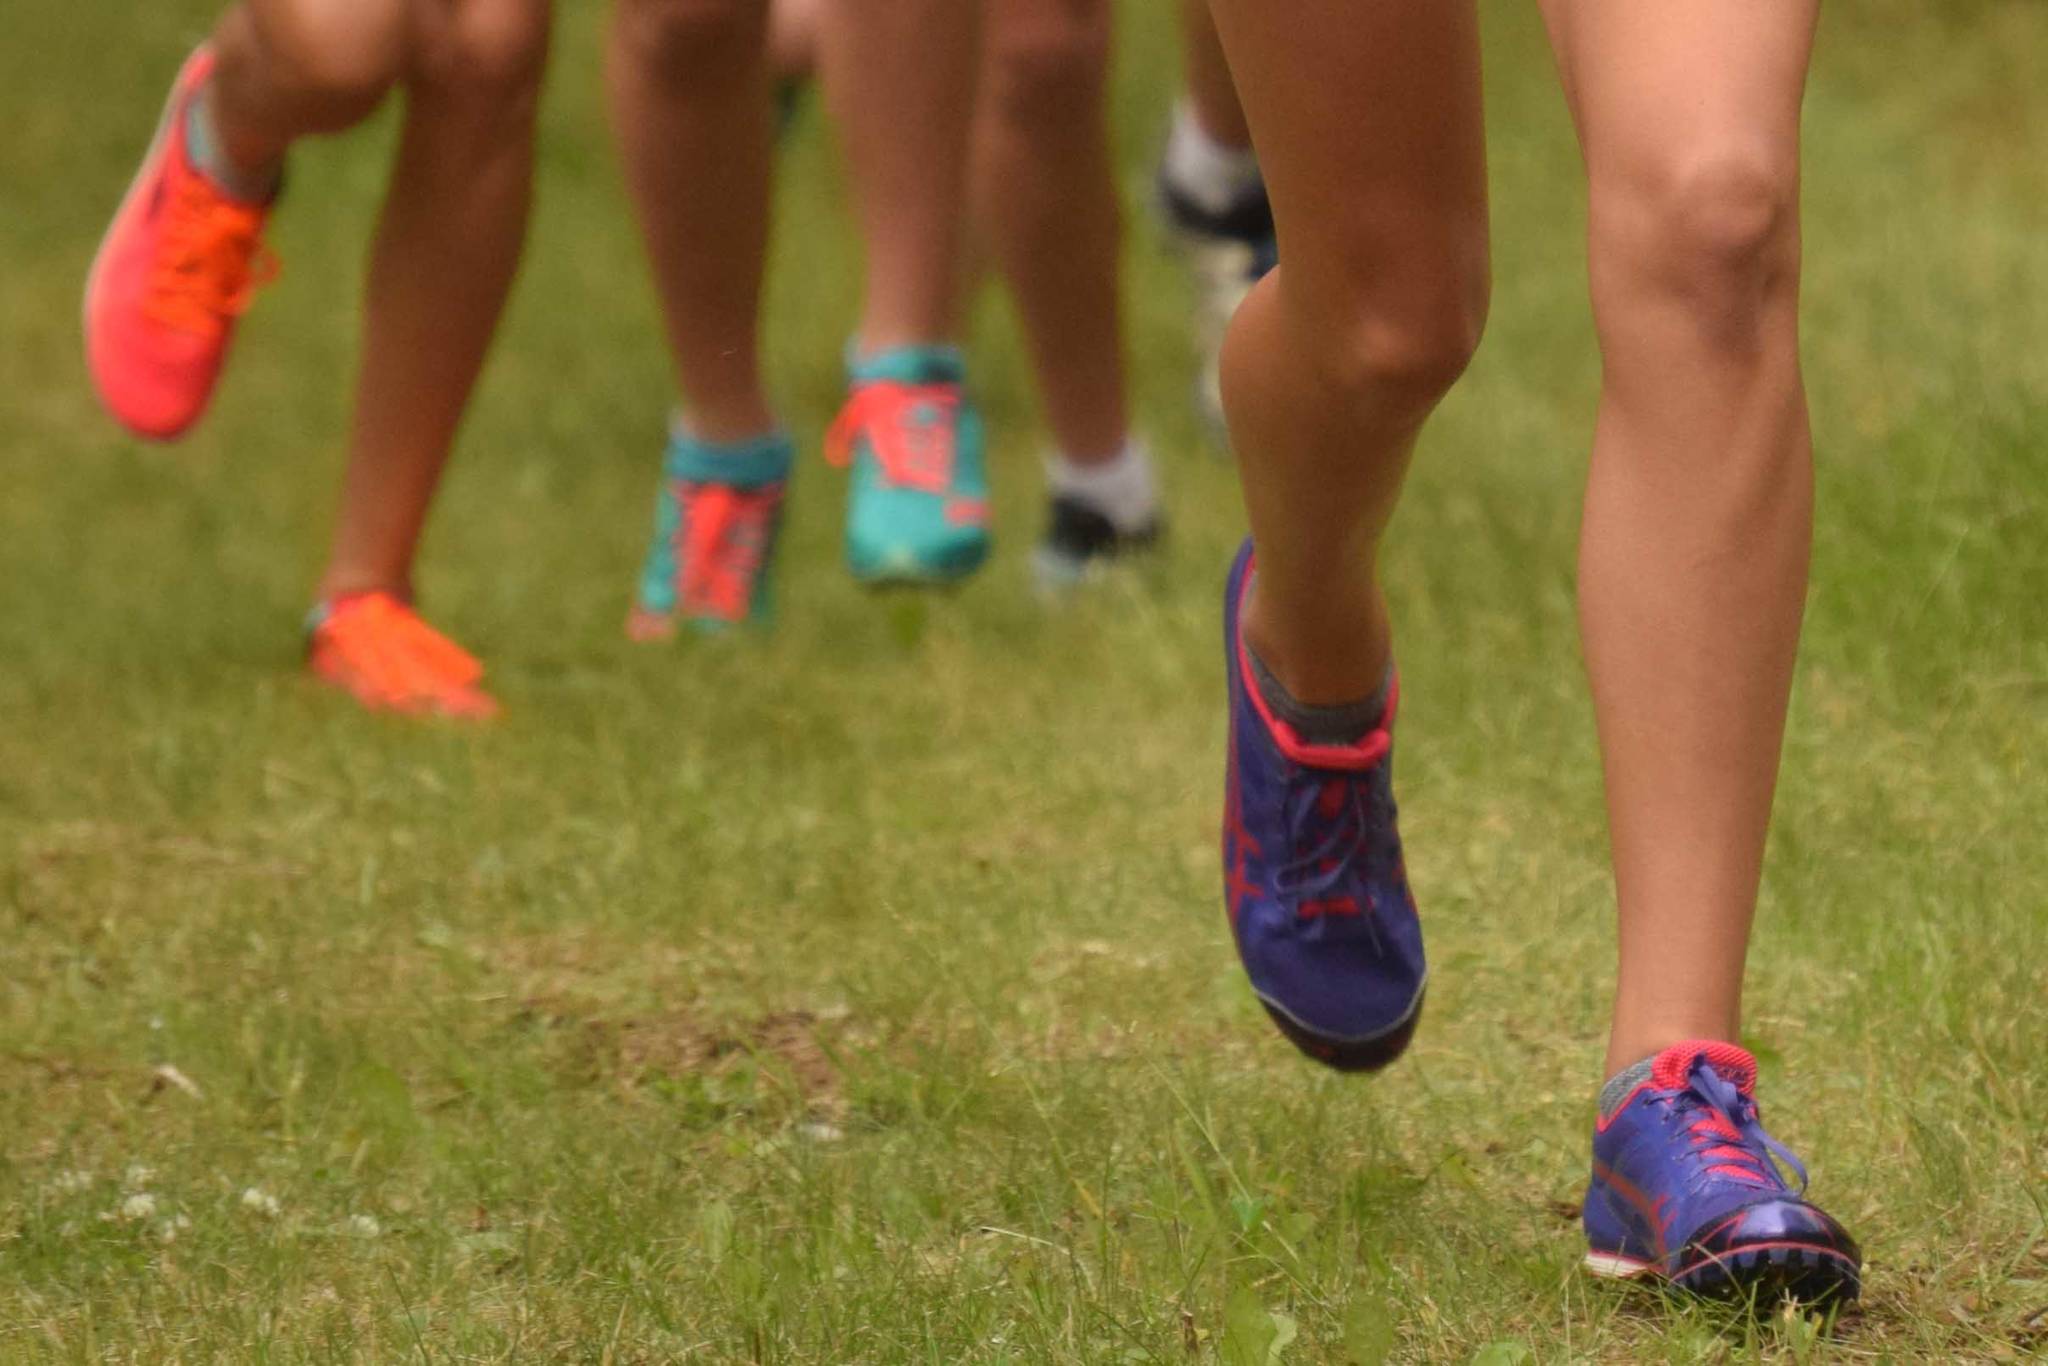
[3,0,2045,1360]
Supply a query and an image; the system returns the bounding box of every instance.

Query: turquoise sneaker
[627,425,792,639]
[826,345,991,586]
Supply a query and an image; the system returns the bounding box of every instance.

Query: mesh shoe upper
[826,347,991,584]
[306,592,497,719]
[631,429,791,636]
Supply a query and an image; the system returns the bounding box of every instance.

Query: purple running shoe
[1221,539,1425,1070]
[1585,1040,1861,1303]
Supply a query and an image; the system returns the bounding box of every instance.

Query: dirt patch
[522,1001,846,1116]
[0,1052,108,1107]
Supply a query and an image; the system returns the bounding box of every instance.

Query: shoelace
[825,382,959,492]
[1666,1059,1808,1192]
[1273,772,1385,943]
[676,482,779,619]
[143,172,277,334]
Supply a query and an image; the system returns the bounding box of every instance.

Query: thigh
[1207,0,1488,323]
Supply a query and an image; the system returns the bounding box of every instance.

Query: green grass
[3,0,2045,1360]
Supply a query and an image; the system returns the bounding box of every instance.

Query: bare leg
[316,0,552,600]
[1207,0,1489,704]
[1536,0,1822,1075]
[1178,0,1248,151]
[768,0,820,83]
[971,0,1126,462]
[817,0,981,352]
[607,0,777,444]
[208,0,412,172]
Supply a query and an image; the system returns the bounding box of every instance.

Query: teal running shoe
[826,345,991,586]
[627,425,792,639]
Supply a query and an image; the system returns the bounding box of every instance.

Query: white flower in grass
[346,1214,381,1238]
[118,1193,158,1221]
[240,1187,281,1217]
[123,1164,156,1190]
[156,1214,191,1244]
[50,1170,93,1195]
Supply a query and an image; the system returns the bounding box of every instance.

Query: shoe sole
[1260,987,1425,1073]
[849,546,989,590]
[856,580,977,601]
[83,47,213,442]
[1030,525,1165,596]
[1584,1241,1861,1306]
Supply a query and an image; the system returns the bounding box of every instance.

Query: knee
[612,0,763,84]
[1590,146,1799,347]
[985,2,1112,126]
[415,0,551,105]
[257,0,409,118]
[1303,264,1490,418]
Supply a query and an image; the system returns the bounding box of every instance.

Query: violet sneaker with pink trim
[1585,1041,1861,1303]
[1220,539,1425,1071]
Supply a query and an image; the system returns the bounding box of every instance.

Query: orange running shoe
[84,47,278,441]
[306,593,500,719]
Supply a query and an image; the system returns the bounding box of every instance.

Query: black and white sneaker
[1158,177,1279,441]
[1031,494,1162,593]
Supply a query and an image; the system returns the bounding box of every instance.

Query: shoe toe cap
[1698,1198,1860,1259]
[1675,1197,1863,1301]
[849,526,990,583]
[86,313,216,441]
[1234,894,1426,1067]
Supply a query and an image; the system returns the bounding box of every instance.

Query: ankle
[315,571,411,607]
[847,341,966,386]
[187,80,284,203]
[1241,575,1390,708]
[1603,1024,1739,1082]
[850,332,960,369]
[674,401,779,447]
[1248,644,1391,748]
[1045,437,1157,534]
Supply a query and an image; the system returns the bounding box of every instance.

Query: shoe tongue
[1651,1040,1758,1095]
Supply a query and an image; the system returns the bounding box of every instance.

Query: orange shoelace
[142,170,278,335]
[824,382,960,493]
[677,482,781,621]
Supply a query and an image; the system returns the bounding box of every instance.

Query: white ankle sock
[1162,106,1264,218]
[1046,438,1159,534]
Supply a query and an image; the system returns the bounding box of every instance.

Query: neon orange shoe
[84,47,278,442]
[305,593,500,719]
